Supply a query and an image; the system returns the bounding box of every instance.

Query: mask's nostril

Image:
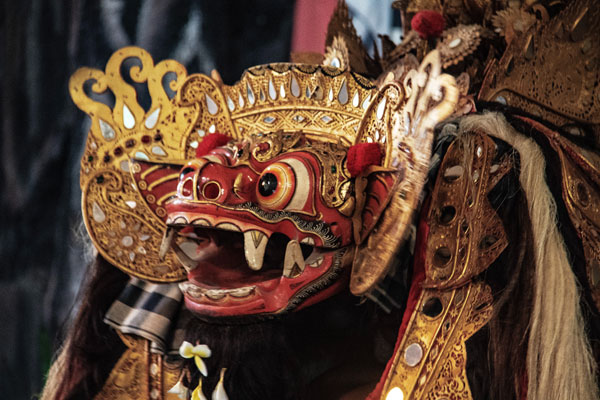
[202,181,221,200]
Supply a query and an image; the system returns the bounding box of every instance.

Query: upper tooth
[283,240,305,278]
[159,227,175,260]
[192,218,211,226]
[243,230,268,270]
[173,216,188,224]
[300,237,315,246]
[171,243,198,271]
[216,222,241,232]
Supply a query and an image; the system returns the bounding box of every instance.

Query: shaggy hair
[178,294,393,400]
[460,113,598,400]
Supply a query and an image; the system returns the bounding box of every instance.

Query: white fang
[283,240,305,278]
[243,230,268,270]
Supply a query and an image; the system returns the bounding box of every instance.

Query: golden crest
[178,62,377,147]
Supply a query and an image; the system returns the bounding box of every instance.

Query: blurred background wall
[0,1,399,398]
[0,1,295,397]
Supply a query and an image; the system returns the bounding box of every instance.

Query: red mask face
[164,131,357,317]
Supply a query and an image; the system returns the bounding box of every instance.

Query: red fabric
[195,133,231,158]
[347,143,383,177]
[367,199,431,399]
[411,10,445,39]
[291,0,338,53]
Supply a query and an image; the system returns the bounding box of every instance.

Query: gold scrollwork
[351,50,459,296]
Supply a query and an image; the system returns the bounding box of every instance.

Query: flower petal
[191,379,208,400]
[192,344,212,358]
[211,368,229,400]
[167,380,189,400]
[195,355,208,377]
[179,341,195,358]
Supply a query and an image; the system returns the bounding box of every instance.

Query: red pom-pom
[347,143,382,177]
[195,133,231,157]
[411,10,445,39]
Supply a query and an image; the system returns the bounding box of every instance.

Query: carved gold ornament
[480,0,600,134]
[380,130,510,400]
[95,333,181,400]
[70,47,192,282]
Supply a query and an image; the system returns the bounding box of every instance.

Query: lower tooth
[206,290,226,300]
[179,282,256,300]
[229,287,255,298]
[180,282,204,298]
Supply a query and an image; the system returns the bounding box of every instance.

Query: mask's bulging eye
[256,163,295,209]
[258,173,278,197]
[256,158,312,212]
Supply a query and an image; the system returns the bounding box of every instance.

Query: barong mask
[70,47,457,317]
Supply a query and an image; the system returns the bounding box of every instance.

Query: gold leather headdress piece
[70,46,458,284]
[479,0,600,139]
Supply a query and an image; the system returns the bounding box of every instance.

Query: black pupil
[259,173,278,196]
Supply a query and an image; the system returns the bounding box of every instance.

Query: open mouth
[162,215,347,316]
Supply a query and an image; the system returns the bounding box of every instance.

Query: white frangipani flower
[179,340,212,377]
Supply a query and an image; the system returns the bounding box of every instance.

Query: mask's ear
[352,168,398,245]
[130,158,183,222]
[346,141,395,244]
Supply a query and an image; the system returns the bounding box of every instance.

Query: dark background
[0,1,295,398]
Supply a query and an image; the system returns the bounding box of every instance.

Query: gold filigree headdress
[70,46,457,284]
